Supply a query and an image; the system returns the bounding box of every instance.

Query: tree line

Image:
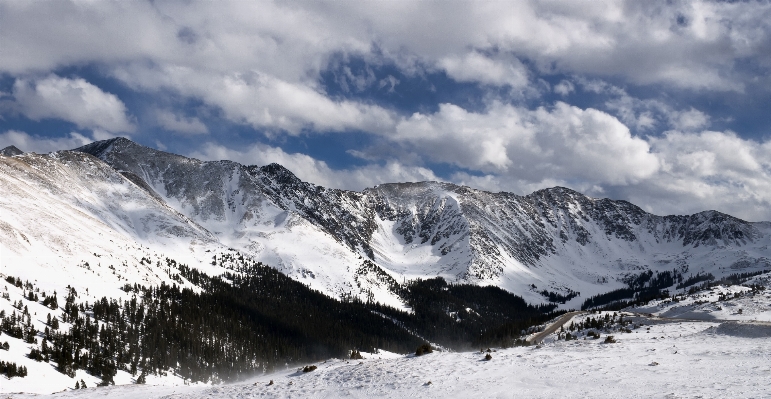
[2,254,559,384]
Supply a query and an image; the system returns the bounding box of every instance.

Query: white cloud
[587,78,712,132]
[113,66,396,135]
[189,122,771,221]
[12,75,134,133]
[0,130,93,154]
[337,65,377,93]
[378,75,400,92]
[392,101,659,186]
[445,127,771,221]
[553,80,575,96]
[669,108,710,131]
[1,0,771,221]
[438,52,529,88]
[156,110,208,135]
[4,1,765,99]
[190,142,439,191]
[623,130,771,221]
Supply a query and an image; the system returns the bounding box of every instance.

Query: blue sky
[1,1,771,221]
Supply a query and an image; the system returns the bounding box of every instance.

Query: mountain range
[2,137,770,308]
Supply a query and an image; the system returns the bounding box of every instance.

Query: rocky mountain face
[0,145,23,157]
[2,137,768,308]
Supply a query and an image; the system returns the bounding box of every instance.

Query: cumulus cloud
[12,75,134,133]
[4,1,767,97]
[668,108,710,131]
[583,78,712,132]
[113,66,396,135]
[187,121,771,221]
[0,130,93,154]
[438,52,529,88]
[622,130,771,221]
[392,102,659,186]
[156,110,208,135]
[553,80,575,96]
[2,0,771,221]
[441,127,771,221]
[189,142,440,191]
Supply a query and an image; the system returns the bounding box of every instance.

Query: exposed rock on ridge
[3,136,760,306]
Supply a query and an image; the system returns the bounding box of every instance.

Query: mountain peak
[74,136,143,158]
[258,162,304,186]
[527,186,589,203]
[0,145,23,156]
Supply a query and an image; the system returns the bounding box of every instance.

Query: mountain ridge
[2,136,768,311]
[73,138,770,301]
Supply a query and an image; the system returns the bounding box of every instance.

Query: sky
[1,1,771,221]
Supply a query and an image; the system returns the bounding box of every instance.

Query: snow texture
[6,309,771,397]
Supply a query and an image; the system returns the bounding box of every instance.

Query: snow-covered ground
[6,276,771,398]
[6,317,771,398]
[631,281,771,323]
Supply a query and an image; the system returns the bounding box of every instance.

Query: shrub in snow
[604,335,617,344]
[303,365,317,372]
[350,350,363,360]
[484,353,492,361]
[415,343,433,356]
[512,338,530,347]
[28,347,45,361]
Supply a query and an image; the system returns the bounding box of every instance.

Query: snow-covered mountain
[2,138,770,308]
[0,147,224,302]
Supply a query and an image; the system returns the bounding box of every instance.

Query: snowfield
[5,316,771,398]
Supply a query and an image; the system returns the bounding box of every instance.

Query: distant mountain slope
[72,138,771,306]
[75,138,384,304]
[3,137,768,309]
[0,149,220,301]
[0,145,23,156]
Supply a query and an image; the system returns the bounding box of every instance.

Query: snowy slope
[0,150,225,302]
[5,267,771,396]
[0,275,204,394]
[8,312,771,398]
[71,138,771,307]
[1,137,769,309]
[363,182,771,305]
[74,139,389,304]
